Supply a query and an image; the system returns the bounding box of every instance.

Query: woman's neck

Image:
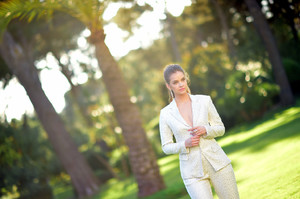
[174,93,190,104]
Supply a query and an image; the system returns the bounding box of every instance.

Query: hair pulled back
[163,64,191,101]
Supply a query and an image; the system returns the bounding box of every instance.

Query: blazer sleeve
[159,110,189,155]
[203,96,225,139]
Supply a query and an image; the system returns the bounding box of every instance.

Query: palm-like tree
[0,31,100,198]
[0,0,165,197]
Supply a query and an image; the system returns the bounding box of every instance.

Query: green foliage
[117,40,175,159]
[234,23,267,64]
[182,44,231,95]
[119,40,171,124]
[0,0,106,37]
[112,3,152,35]
[0,0,54,35]
[62,79,131,181]
[282,58,300,83]
[180,0,221,46]
[0,116,57,199]
[180,43,279,127]
[217,66,279,127]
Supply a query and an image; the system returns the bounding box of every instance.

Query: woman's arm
[159,110,189,155]
[203,96,225,139]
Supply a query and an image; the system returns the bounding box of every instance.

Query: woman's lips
[179,88,185,91]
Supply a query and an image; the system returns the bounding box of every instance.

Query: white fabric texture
[159,94,231,180]
[159,94,239,198]
[185,155,239,199]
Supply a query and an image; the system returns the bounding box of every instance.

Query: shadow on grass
[96,177,137,199]
[144,155,188,199]
[222,108,300,155]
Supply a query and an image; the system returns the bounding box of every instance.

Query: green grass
[220,105,300,199]
[54,102,300,199]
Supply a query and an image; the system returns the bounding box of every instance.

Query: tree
[165,13,182,62]
[90,28,165,197]
[0,115,55,199]
[267,0,299,43]
[209,0,237,67]
[53,52,95,127]
[244,0,294,106]
[0,31,100,198]
[0,1,165,197]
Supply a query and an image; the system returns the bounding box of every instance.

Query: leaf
[28,10,37,23]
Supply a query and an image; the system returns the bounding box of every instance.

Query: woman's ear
[165,83,170,90]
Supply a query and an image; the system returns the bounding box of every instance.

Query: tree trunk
[166,13,182,63]
[210,0,237,67]
[0,31,100,198]
[281,1,298,43]
[89,29,165,197]
[52,52,121,180]
[52,52,94,127]
[94,154,120,180]
[244,0,294,107]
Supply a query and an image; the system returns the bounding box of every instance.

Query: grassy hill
[55,100,300,199]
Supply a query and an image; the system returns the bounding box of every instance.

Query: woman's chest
[177,103,193,127]
[167,106,209,133]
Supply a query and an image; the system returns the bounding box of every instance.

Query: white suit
[159,94,239,199]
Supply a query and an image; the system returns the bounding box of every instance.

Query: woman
[159,64,239,199]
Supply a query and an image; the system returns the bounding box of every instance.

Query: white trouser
[184,155,240,199]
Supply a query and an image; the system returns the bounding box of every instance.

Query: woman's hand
[185,126,207,148]
[185,135,200,148]
[188,126,207,137]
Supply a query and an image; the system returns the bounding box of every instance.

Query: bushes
[0,118,55,199]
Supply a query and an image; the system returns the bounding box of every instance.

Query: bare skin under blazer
[159,94,231,180]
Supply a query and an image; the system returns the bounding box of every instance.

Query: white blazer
[159,94,231,180]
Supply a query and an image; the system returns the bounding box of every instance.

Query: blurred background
[0,0,299,199]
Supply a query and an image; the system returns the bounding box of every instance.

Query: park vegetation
[0,0,299,198]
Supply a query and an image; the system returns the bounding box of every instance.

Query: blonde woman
[159,64,239,199]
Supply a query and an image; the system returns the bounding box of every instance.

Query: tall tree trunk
[89,29,165,197]
[244,0,294,106]
[52,53,121,180]
[52,52,94,127]
[94,154,120,180]
[210,0,237,67]
[166,13,182,63]
[0,31,100,198]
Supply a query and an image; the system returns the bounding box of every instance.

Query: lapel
[168,100,189,127]
[190,94,201,127]
[168,94,201,128]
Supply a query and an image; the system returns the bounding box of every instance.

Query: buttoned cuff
[203,125,212,139]
[180,141,189,154]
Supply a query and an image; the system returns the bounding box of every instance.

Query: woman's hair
[163,64,191,101]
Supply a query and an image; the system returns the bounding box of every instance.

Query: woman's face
[166,71,188,97]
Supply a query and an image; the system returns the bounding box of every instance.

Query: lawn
[55,101,300,199]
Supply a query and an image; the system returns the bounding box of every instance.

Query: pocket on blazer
[179,153,189,160]
[211,143,222,152]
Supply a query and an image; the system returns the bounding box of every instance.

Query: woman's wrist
[184,140,189,148]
